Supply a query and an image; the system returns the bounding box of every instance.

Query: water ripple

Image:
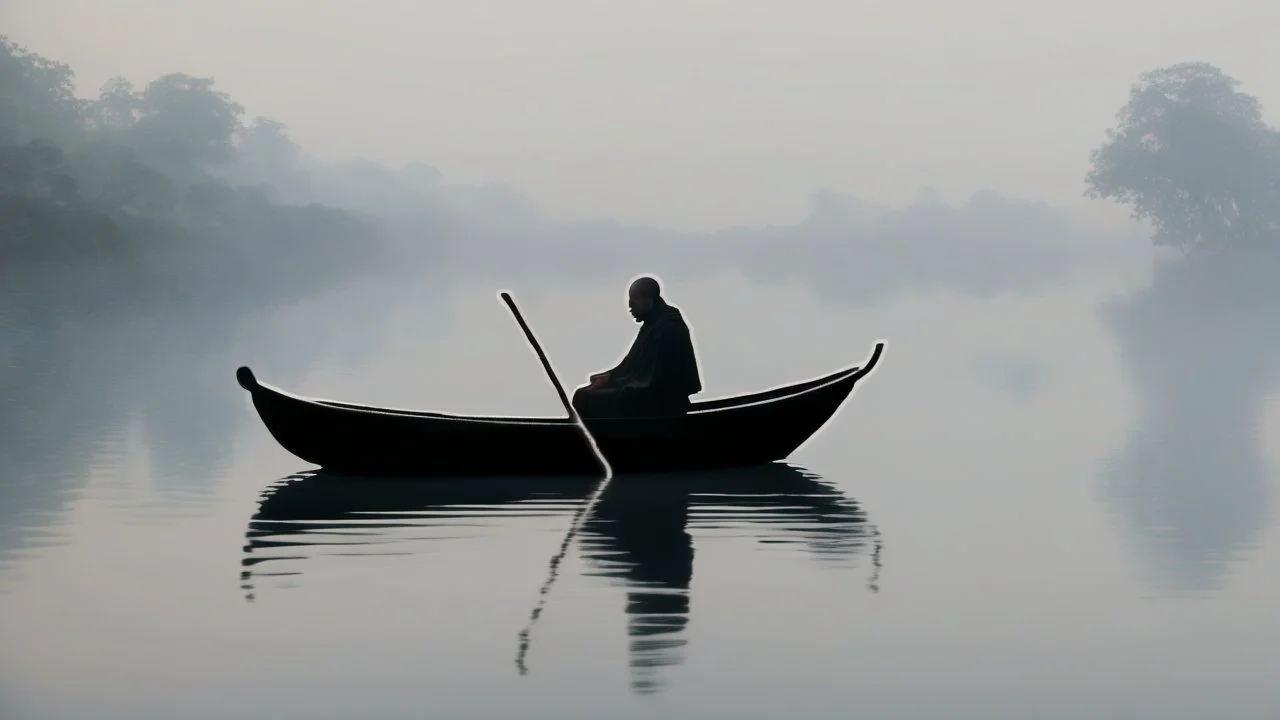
[239,462,881,694]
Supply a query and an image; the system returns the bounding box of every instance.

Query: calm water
[3,259,1280,719]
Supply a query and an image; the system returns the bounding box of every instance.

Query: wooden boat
[236,341,884,477]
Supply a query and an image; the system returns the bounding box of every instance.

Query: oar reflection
[240,463,882,694]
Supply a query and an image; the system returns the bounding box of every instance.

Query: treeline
[11,29,1272,300]
[0,35,378,275]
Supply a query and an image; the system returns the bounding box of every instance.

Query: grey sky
[6,0,1279,230]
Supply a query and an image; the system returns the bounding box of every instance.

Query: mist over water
[3,10,1280,720]
[5,256,1279,718]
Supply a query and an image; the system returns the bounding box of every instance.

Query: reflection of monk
[575,466,878,695]
[572,276,702,418]
[581,480,693,695]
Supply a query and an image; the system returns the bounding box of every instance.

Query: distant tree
[66,143,175,217]
[233,115,301,189]
[89,77,141,133]
[0,139,49,194]
[237,117,298,166]
[1086,62,1280,255]
[132,73,245,174]
[0,35,83,142]
[112,161,178,217]
[0,138,79,203]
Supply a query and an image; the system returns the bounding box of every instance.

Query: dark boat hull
[237,341,884,476]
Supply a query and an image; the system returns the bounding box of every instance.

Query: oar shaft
[499,291,577,420]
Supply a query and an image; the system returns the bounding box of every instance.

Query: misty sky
[6,0,1280,230]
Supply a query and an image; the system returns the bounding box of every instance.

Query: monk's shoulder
[656,312,693,342]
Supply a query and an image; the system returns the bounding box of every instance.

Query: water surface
[2,261,1279,719]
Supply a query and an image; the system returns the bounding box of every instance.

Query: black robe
[573,300,702,418]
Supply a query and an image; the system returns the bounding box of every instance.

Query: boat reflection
[241,462,881,694]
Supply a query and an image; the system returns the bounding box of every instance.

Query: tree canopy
[0,35,82,143]
[1086,62,1280,255]
[0,34,384,267]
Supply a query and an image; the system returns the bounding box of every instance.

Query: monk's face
[627,285,654,322]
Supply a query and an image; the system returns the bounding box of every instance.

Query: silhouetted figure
[572,276,701,418]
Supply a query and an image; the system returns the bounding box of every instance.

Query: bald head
[629,276,660,300]
[627,275,663,322]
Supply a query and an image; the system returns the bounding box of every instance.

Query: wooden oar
[500,293,583,424]
[497,291,615,676]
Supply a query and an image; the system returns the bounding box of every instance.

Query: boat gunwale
[242,341,884,426]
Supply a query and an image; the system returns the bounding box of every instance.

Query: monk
[571,276,702,418]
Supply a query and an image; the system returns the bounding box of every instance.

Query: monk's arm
[590,359,623,383]
[590,345,633,384]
